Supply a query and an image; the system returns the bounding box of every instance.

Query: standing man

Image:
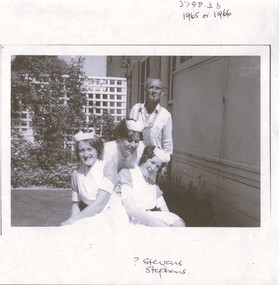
[130,78,173,157]
[130,78,173,182]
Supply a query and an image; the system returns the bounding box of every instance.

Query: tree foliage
[11,56,118,188]
[11,56,87,188]
[87,111,117,142]
[11,55,87,144]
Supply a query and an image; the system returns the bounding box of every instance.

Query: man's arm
[162,114,173,154]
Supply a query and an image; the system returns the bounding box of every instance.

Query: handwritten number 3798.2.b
[179,1,221,9]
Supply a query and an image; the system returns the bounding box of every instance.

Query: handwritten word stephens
[146,265,186,279]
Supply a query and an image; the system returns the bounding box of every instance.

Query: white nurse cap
[154,147,170,163]
[125,119,144,132]
[73,129,96,142]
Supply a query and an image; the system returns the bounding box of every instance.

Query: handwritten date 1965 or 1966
[183,9,232,21]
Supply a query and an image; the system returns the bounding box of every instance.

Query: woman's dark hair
[116,118,143,141]
[75,136,104,161]
[139,145,156,165]
[139,145,167,172]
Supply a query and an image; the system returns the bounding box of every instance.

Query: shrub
[11,130,39,187]
[11,130,76,188]
[11,111,117,188]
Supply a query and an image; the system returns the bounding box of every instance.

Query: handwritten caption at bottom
[133,257,187,279]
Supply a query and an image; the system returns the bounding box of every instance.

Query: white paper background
[0,0,278,284]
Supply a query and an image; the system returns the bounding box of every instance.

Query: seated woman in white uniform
[103,118,145,186]
[118,145,186,227]
[61,130,128,226]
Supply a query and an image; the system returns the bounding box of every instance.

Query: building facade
[107,55,261,226]
[84,76,127,125]
[12,74,127,141]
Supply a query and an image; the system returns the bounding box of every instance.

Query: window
[140,60,146,103]
[168,57,175,102]
[103,94,107,99]
[171,56,176,72]
[117,102,121,107]
[146,58,150,78]
[110,102,114,107]
[103,102,107,107]
[117,95,121,100]
[180,56,193,64]
[138,56,162,103]
[117,87,121,93]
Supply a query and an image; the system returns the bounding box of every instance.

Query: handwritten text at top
[179,1,222,9]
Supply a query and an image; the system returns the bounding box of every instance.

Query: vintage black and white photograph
[0,43,271,285]
[10,53,262,228]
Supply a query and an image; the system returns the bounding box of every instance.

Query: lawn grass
[11,189,72,227]
[11,185,230,227]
